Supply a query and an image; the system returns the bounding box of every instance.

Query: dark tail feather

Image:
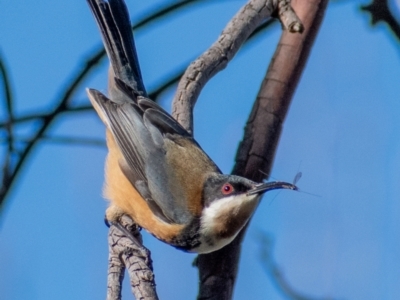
[87,0,147,96]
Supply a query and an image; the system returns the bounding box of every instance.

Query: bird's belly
[104,130,185,241]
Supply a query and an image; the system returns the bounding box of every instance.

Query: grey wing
[87,87,194,224]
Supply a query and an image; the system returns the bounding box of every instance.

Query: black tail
[87,0,147,96]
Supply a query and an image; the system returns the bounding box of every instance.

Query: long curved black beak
[247,181,298,196]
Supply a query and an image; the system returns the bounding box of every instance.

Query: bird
[86,0,297,254]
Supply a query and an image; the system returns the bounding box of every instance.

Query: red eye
[222,183,234,195]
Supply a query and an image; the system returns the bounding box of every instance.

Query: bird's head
[196,173,297,253]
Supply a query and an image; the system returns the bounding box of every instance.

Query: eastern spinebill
[86,0,297,253]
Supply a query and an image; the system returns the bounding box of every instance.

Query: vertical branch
[0,53,14,125]
[107,227,126,300]
[233,0,328,180]
[0,52,15,199]
[259,235,333,300]
[0,52,14,205]
[196,0,328,299]
[107,215,158,300]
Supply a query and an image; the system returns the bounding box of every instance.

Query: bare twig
[195,0,328,298]
[259,234,334,300]
[0,105,93,127]
[0,18,276,131]
[0,135,106,147]
[361,0,400,41]
[0,52,14,127]
[40,135,106,147]
[0,47,105,208]
[107,236,125,300]
[172,0,303,133]
[148,63,189,100]
[0,52,14,192]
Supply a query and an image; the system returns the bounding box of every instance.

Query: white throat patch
[193,193,259,254]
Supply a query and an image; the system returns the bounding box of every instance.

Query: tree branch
[195,0,328,298]
[0,52,14,128]
[0,52,15,193]
[172,0,303,133]
[107,214,158,300]
[0,135,106,147]
[233,0,327,181]
[0,18,277,131]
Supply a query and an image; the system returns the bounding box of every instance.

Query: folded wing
[87,78,220,224]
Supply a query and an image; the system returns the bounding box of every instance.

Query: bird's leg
[108,215,152,266]
[107,212,157,299]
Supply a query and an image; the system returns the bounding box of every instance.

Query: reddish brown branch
[196,0,328,298]
[234,0,328,181]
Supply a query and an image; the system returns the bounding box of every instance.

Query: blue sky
[1,0,400,299]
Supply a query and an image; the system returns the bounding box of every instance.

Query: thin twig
[361,0,400,41]
[0,47,105,207]
[148,63,189,100]
[0,135,106,147]
[0,52,14,189]
[107,214,158,300]
[0,52,14,127]
[0,18,276,130]
[41,135,106,147]
[259,234,335,300]
[0,105,93,127]
[133,0,206,30]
